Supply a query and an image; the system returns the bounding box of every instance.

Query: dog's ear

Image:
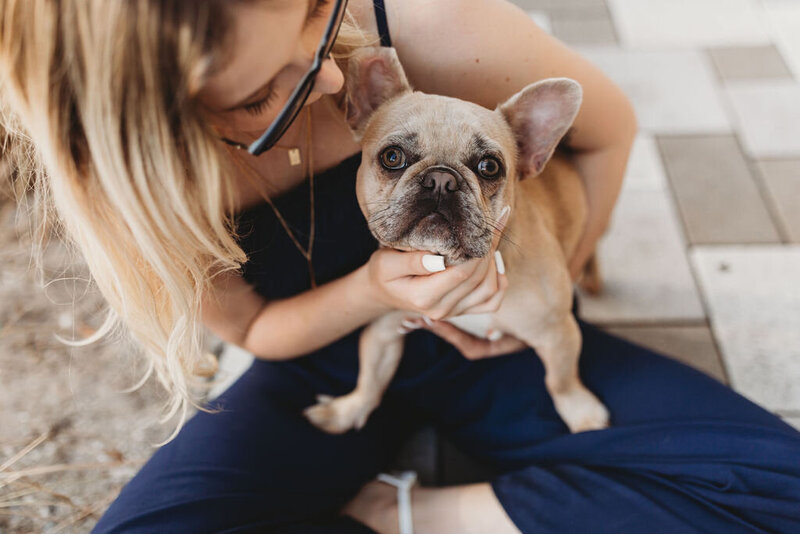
[345,46,411,138]
[499,78,582,177]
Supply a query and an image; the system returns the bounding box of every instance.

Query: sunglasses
[222,0,349,156]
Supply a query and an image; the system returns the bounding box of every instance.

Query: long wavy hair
[0,0,372,444]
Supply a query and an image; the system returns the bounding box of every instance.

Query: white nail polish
[487,329,503,341]
[422,254,446,273]
[494,250,506,275]
[401,319,421,330]
[422,315,433,326]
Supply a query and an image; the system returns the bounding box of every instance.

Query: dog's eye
[379,146,407,170]
[477,157,502,179]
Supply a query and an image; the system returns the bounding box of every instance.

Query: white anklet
[376,470,417,534]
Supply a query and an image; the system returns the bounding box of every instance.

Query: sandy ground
[0,198,182,533]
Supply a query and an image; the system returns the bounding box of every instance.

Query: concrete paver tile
[708,45,793,80]
[576,47,730,134]
[725,80,800,158]
[552,13,617,46]
[763,0,800,78]
[608,0,770,48]
[605,326,727,383]
[578,188,705,323]
[756,159,800,243]
[691,245,800,412]
[658,135,781,244]
[513,0,608,15]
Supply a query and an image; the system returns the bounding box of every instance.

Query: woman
[1,0,798,532]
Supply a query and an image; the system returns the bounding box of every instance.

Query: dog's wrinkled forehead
[363,93,517,167]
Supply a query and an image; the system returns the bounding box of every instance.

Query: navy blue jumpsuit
[93,6,800,533]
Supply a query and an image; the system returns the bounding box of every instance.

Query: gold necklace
[229,107,317,288]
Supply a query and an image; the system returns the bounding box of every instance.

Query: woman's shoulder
[355,0,580,110]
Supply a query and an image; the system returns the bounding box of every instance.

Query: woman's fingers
[371,203,511,317]
[435,205,510,318]
[424,255,493,319]
[395,258,483,316]
[447,254,502,316]
[373,248,449,280]
[458,269,508,315]
[421,319,526,360]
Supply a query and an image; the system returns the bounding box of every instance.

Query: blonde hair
[0,0,373,444]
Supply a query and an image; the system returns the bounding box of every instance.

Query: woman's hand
[417,318,527,360]
[366,207,510,321]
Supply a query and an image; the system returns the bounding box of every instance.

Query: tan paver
[658,135,781,244]
[708,45,792,80]
[604,326,727,384]
[756,159,800,243]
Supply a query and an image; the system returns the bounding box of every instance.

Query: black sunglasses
[222,0,349,156]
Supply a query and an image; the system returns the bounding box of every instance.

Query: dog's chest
[446,313,493,338]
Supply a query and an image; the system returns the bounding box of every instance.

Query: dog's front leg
[303,312,407,434]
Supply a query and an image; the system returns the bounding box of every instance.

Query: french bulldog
[303,47,609,434]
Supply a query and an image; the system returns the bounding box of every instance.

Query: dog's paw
[578,274,603,296]
[552,386,610,433]
[579,254,603,296]
[303,393,376,434]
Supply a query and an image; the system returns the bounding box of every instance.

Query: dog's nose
[421,170,459,194]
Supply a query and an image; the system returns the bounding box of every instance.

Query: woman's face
[199,0,345,144]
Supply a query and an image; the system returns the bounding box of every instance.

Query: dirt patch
[0,198,187,533]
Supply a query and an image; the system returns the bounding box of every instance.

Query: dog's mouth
[369,194,492,263]
[415,210,450,230]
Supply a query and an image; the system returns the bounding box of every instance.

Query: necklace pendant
[287,148,302,167]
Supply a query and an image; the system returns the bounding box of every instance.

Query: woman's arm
[201,265,384,360]
[386,0,637,279]
[202,232,508,360]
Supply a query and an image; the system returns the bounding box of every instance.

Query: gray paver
[691,246,800,412]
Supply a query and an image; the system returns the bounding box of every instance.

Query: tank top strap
[372,0,392,47]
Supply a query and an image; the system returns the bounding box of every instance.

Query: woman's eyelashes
[243,87,278,116]
[241,0,330,117]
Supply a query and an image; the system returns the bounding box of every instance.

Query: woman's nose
[311,56,345,96]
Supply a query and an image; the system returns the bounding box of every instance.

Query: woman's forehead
[199,0,308,112]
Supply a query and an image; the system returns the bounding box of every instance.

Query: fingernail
[487,329,503,341]
[401,319,422,330]
[422,315,433,326]
[494,250,506,275]
[498,205,511,226]
[422,254,446,273]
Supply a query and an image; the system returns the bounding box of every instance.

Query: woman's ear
[345,46,411,138]
[499,78,582,177]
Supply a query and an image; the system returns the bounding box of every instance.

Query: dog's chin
[373,212,492,265]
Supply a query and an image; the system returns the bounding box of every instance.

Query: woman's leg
[93,350,418,534]
[386,320,800,534]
